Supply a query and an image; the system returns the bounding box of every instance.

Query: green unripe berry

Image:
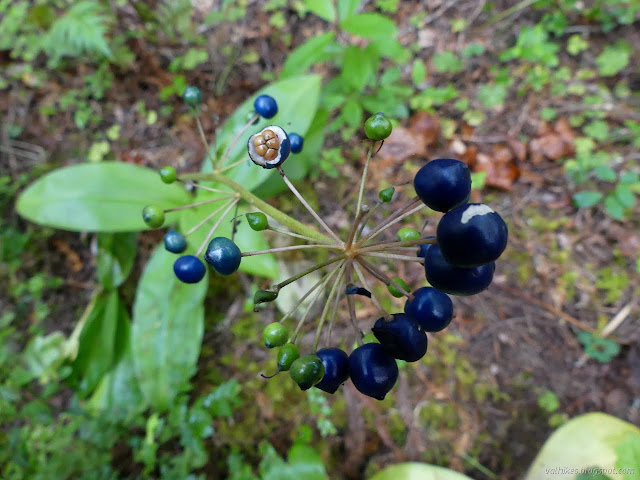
[142,205,165,228]
[246,212,268,231]
[397,227,420,242]
[387,277,410,298]
[182,85,202,107]
[379,187,395,203]
[277,343,300,371]
[159,166,177,184]
[254,289,278,307]
[263,323,288,349]
[289,354,325,390]
[364,112,393,141]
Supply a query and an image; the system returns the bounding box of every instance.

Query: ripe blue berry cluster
[140,88,508,401]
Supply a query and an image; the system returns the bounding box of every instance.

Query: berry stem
[345,205,369,249]
[164,195,236,213]
[312,262,347,351]
[353,200,381,243]
[355,141,375,221]
[179,179,233,195]
[241,244,341,257]
[185,198,237,236]
[182,172,331,243]
[345,261,365,342]
[195,199,239,256]
[358,238,437,254]
[326,273,346,347]
[357,203,425,247]
[352,261,390,320]
[279,262,343,324]
[267,226,334,244]
[217,114,260,170]
[291,261,344,343]
[194,115,217,169]
[356,196,421,246]
[277,167,344,245]
[274,255,346,291]
[218,157,250,174]
[362,252,424,264]
[357,257,414,299]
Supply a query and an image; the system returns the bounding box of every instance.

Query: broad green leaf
[209,75,321,194]
[69,290,129,397]
[179,197,278,278]
[96,232,138,288]
[341,98,363,128]
[433,51,464,73]
[573,191,603,208]
[411,59,426,86]
[87,342,146,420]
[304,0,335,22]
[200,379,242,418]
[368,37,410,63]
[131,246,208,410]
[620,172,639,184]
[477,84,507,108]
[281,32,336,78]
[584,120,610,142]
[604,194,625,220]
[337,0,361,22]
[369,462,474,480]
[17,163,189,232]
[525,413,640,480]
[23,332,69,383]
[342,45,375,91]
[260,442,327,480]
[616,433,640,479]
[340,13,397,38]
[567,34,589,55]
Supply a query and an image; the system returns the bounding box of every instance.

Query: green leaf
[69,290,130,397]
[596,41,631,76]
[525,413,640,480]
[369,462,474,480]
[304,0,336,22]
[200,380,242,418]
[583,120,610,142]
[615,433,640,480]
[573,191,603,208]
[131,246,208,410]
[567,34,589,55]
[340,13,397,38]
[96,232,138,288]
[432,51,464,73]
[593,165,616,182]
[620,172,639,185]
[411,59,426,86]
[17,163,190,232]
[538,391,560,413]
[341,98,363,128]
[281,32,336,78]
[210,75,321,194]
[614,184,635,208]
[477,84,507,108]
[259,442,327,480]
[342,46,375,91]
[604,194,625,220]
[337,0,361,22]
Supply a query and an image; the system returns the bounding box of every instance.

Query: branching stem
[196,199,239,256]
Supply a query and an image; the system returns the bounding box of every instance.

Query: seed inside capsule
[262,129,276,141]
[266,138,280,149]
[254,136,266,146]
[264,149,277,160]
[256,144,268,156]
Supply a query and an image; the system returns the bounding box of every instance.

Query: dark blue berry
[349,343,398,400]
[315,348,350,394]
[437,203,508,268]
[253,94,278,119]
[372,314,428,362]
[288,132,304,154]
[414,159,471,212]
[404,287,453,332]
[204,237,241,275]
[416,236,436,258]
[173,255,206,284]
[424,244,494,296]
[164,231,187,254]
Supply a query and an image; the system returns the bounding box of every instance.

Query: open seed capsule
[247,125,291,169]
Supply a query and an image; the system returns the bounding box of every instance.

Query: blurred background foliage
[1,0,640,479]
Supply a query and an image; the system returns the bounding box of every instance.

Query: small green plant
[576,331,621,363]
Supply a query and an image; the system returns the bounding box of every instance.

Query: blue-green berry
[182,86,202,107]
[164,231,187,253]
[204,237,241,275]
